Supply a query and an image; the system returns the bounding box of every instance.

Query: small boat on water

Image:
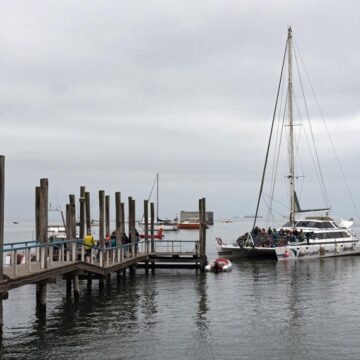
[205,258,232,272]
[177,219,200,230]
[139,228,164,240]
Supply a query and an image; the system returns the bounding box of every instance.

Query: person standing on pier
[84,231,96,262]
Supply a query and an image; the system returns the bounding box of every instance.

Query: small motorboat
[139,228,164,240]
[205,258,232,272]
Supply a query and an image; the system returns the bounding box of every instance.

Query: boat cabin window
[314,231,350,239]
[295,221,335,229]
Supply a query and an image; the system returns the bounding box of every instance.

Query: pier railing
[2,239,199,277]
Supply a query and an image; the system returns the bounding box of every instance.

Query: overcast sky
[1,0,360,223]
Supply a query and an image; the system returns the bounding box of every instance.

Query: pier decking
[0,239,201,293]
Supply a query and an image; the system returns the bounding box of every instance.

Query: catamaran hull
[275,241,360,260]
[217,245,277,260]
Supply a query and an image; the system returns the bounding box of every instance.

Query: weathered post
[99,191,105,249]
[115,192,121,246]
[105,194,110,237]
[79,186,86,240]
[199,198,207,270]
[39,179,48,269]
[65,203,71,262]
[150,202,155,273]
[69,195,76,241]
[99,190,105,288]
[144,200,149,272]
[121,202,126,277]
[37,179,48,307]
[35,187,40,261]
[128,197,136,274]
[85,191,91,235]
[0,156,4,329]
[73,272,80,300]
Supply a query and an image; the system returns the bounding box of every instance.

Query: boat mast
[287,27,296,226]
[156,173,159,221]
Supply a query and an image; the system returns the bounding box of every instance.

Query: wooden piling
[39,179,48,269]
[128,197,136,274]
[66,278,72,297]
[105,194,110,237]
[150,202,155,272]
[99,190,105,249]
[120,202,125,241]
[150,202,155,253]
[199,198,207,270]
[0,156,4,330]
[85,191,91,235]
[73,273,80,299]
[79,186,86,240]
[69,194,76,240]
[144,200,149,272]
[66,204,71,241]
[115,192,121,246]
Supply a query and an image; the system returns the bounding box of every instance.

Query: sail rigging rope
[293,38,360,220]
[293,46,331,209]
[252,39,288,230]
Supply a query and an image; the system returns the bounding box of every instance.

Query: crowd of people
[83,229,141,262]
[243,226,313,247]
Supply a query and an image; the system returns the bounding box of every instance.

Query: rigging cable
[293,45,331,209]
[294,38,360,219]
[253,39,288,230]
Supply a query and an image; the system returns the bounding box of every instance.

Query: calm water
[1,221,360,359]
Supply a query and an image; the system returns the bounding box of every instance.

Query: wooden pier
[0,155,207,329]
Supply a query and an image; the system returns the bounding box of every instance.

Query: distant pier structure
[180,211,214,225]
[0,155,208,331]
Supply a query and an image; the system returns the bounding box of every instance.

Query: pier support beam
[36,283,47,307]
[73,273,80,300]
[66,278,72,297]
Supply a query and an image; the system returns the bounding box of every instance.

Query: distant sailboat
[138,174,178,231]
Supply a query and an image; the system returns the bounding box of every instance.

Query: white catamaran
[217,28,360,260]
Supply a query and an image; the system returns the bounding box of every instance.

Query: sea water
[1,220,360,360]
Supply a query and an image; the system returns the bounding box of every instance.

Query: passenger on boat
[267,227,273,235]
[279,228,285,236]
